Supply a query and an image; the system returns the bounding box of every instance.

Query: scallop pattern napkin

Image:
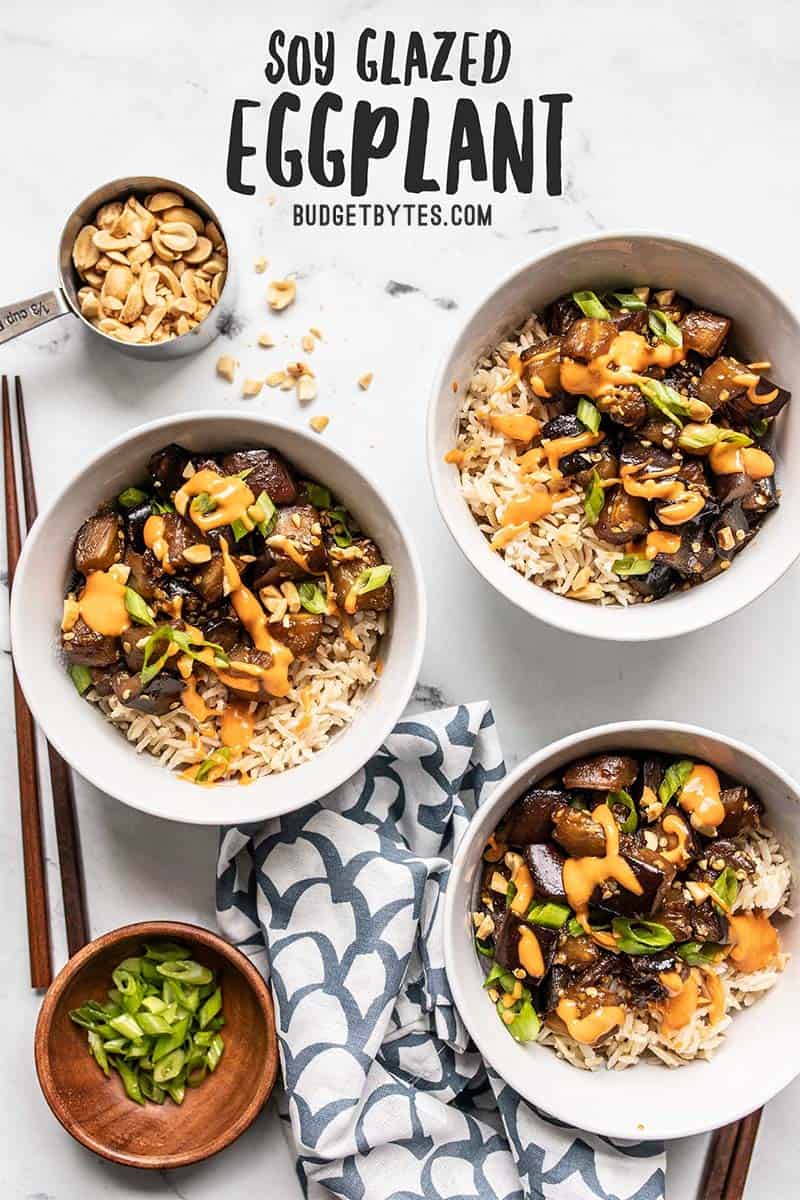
[217,702,666,1200]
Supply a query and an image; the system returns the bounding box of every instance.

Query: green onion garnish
[118,486,148,509]
[230,518,250,542]
[658,759,693,806]
[751,417,770,438]
[68,941,224,1106]
[612,918,675,955]
[717,429,753,447]
[68,664,92,695]
[526,901,571,928]
[648,309,683,348]
[677,940,726,966]
[124,587,156,628]
[298,581,327,614]
[151,499,175,515]
[140,626,228,687]
[195,747,232,784]
[254,491,277,537]
[583,469,605,526]
[711,866,739,910]
[572,290,610,320]
[496,995,540,1043]
[612,555,653,577]
[506,880,517,906]
[638,378,690,426]
[566,917,584,937]
[475,937,494,957]
[609,788,637,834]
[609,291,646,311]
[483,962,517,993]
[352,564,392,597]
[576,398,601,433]
[329,507,353,548]
[304,480,333,509]
[191,492,217,516]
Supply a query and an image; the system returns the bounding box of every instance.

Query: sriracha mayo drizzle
[728,913,780,973]
[679,764,725,832]
[562,803,642,946]
[560,330,685,399]
[78,571,131,637]
[176,468,255,531]
[555,997,625,1044]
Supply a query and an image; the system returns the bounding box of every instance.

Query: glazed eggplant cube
[559,450,593,477]
[148,443,192,496]
[628,562,677,600]
[263,505,327,583]
[499,787,565,845]
[680,310,731,359]
[551,805,607,858]
[221,448,298,505]
[267,611,324,657]
[607,305,648,335]
[619,439,679,477]
[544,296,582,335]
[540,964,572,1014]
[112,670,183,716]
[160,513,210,571]
[597,386,647,429]
[561,318,617,362]
[124,502,152,553]
[520,336,563,395]
[62,618,119,667]
[595,485,649,546]
[329,537,392,611]
[711,503,753,562]
[493,911,558,979]
[540,413,585,442]
[718,786,763,837]
[563,754,639,793]
[123,548,159,600]
[727,378,791,423]
[714,470,754,506]
[74,513,123,575]
[622,949,680,1001]
[742,474,779,518]
[698,357,749,411]
[653,529,716,579]
[638,414,681,450]
[592,848,670,918]
[524,842,567,902]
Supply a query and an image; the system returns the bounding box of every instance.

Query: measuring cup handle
[0,289,69,345]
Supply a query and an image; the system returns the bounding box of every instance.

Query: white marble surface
[2,0,799,1195]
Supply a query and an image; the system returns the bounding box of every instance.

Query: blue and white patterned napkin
[217,703,666,1200]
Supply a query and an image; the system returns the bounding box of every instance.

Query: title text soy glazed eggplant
[0,176,236,360]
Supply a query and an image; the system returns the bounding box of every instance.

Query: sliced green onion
[506,880,517,907]
[572,290,610,320]
[304,480,333,509]
[609,789,637,834]
[230,518,250,542]
[198,988,223,1029]
[583,469,605,526]
[329,507,353,548]
[677,940,726,966]
[609,291,646,311]
[648,309,683,348]
[140,625,229,687]
[87,1031,111,1077]
[139,1074,166,1104]
[566,917,584,937]
[526,901,570,929]
[659,759,693,806]
[114,1058,145,1105]
[638,378,690,426]
[108,1012,145,1041]
[612,918,675,955]
[236,467,255,480]
[153,1047,185,1084]
[474,937,494,957]
[483,962,517,994]
[499,996,540,1043]
[144,941,192,962]
[118,486,148,509]
[151,499,175,515]
[712,866,739,911]
[717,429,753,447]
[678,424,720,452]
[191,491,217,516]
[254,491,277,537]
[352,564,392,597]
[206,1034,225,1072]
[576,398,601,433]
[69,664,92,695]
[194,746,232,784]
[612,555,653,577]
[298,581,328,615]
[124,587,156,628]
[751,417,770,438]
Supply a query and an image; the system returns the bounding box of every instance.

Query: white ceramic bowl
[444,721,800,1141]
[428,232,800,641]
[11,411,426,825]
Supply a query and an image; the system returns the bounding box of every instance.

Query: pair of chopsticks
[701,1110,762,1200]
[3,375,89,988]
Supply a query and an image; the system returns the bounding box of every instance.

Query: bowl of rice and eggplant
[10,412,425,825]
[429,233,800,640]
[444,722,800,1140]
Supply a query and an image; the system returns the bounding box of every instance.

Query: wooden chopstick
[701,1108,763,1200]
[2,375,52,987]
[15,377,89,956]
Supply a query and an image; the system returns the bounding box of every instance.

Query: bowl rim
[426,228,800,642]
[34,920,279,1169]
[443,719,800,1140]
[10,409,427,824]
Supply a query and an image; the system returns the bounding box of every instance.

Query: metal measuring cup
[0,175,237,359]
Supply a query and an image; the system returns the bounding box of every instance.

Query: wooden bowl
[34,921,279,1169]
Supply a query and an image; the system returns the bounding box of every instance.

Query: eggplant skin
[499,788,565,846]
[592,848,670,918]
[62,618,119,667]
[680,310,731,359]
[718,786,763,837]
[524,842,567,902]
[494,911,558,979]
[562,753,639,792]
[595,485,649,546]
[551,805,607,858]
[74,513,123,575]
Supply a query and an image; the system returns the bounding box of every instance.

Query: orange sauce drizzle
[181,676,209,721]
[518,925,546,978]
[509,861,535,916]
[700,969,726,1025]
[679,764,725,832]
[490,522,529,550]
[620,464,705,526]
[660,811,693,866]
[659,970,699,1032]
[560,330,685,399]
[501,489,553,527]
[728,913,780,973]
[143,514,173,573]
[219,538,293,698]
[562,803,642,946]
[444,449,464,465]
[556,997,625,1044]
[220,700,256,749]
[645,530,681,559]
[709,444,775,479]
[542,431,603,476]
[489,413,541,442]
[78,571,131,636]
[176,467,255,531]
[483,833,505,863]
